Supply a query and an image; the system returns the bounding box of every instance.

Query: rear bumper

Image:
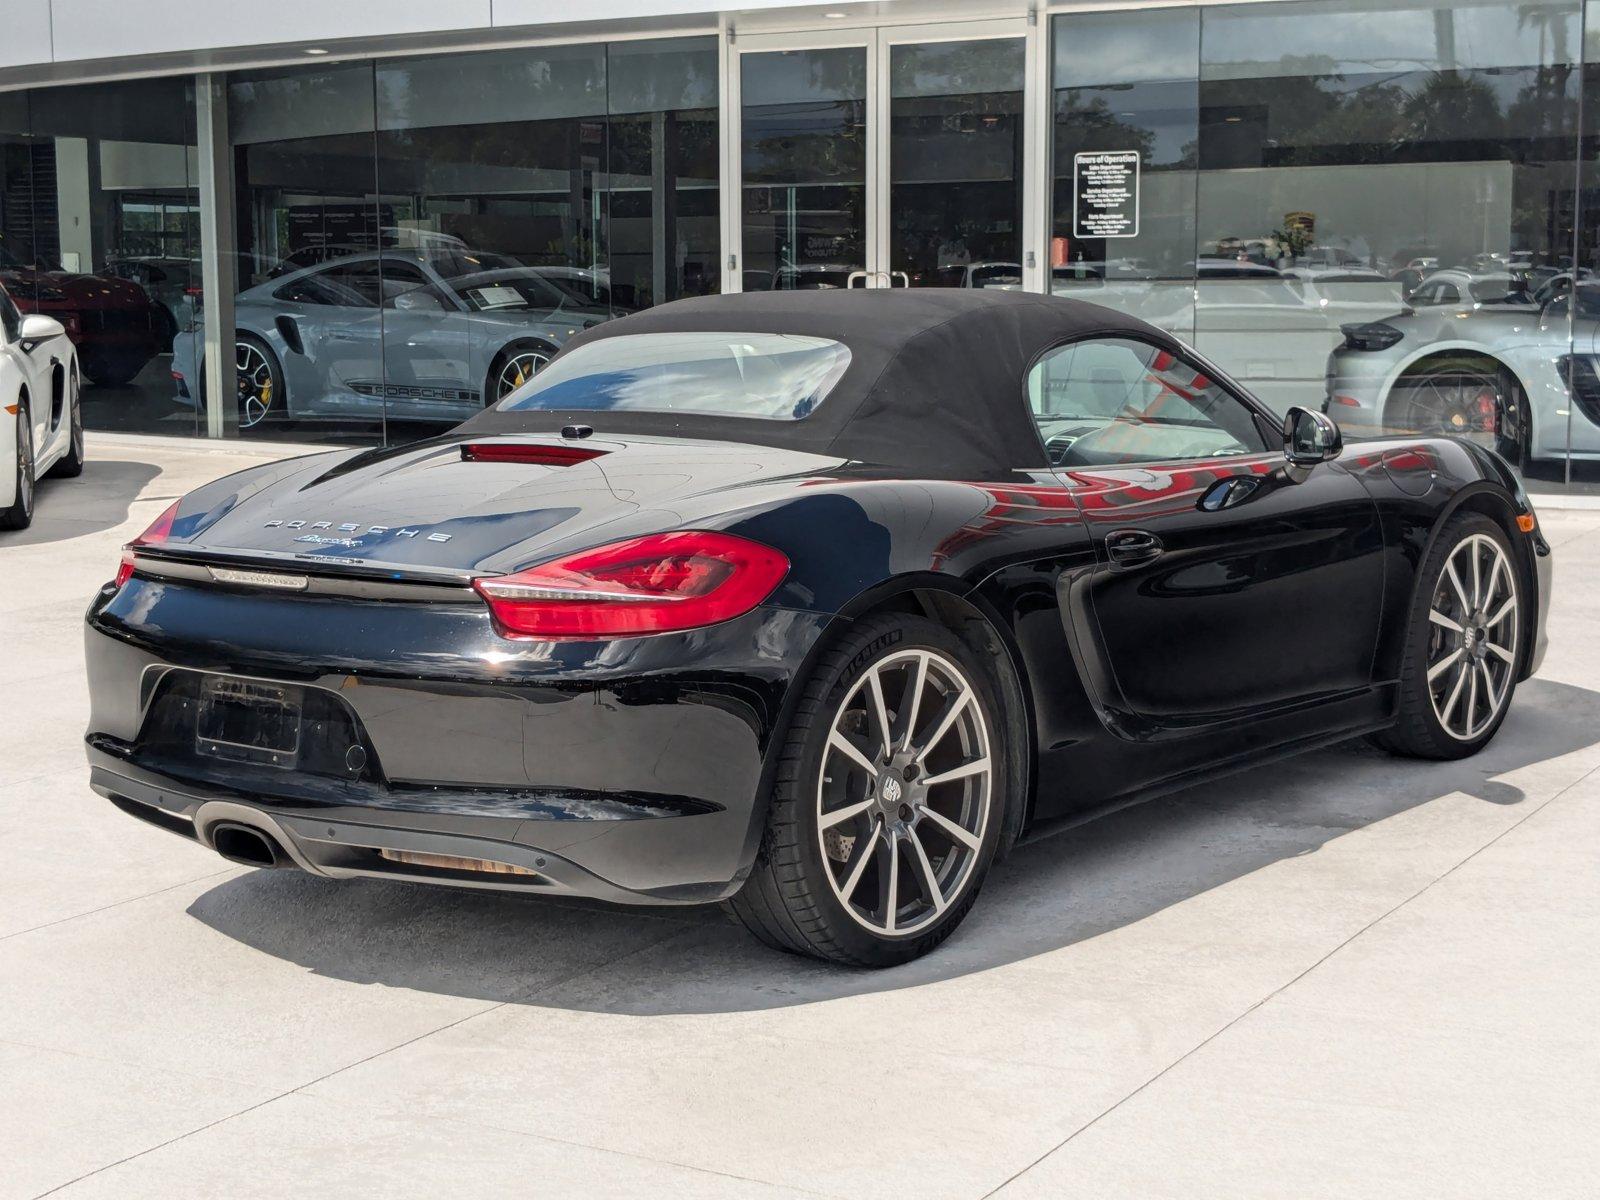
[1323,349,1394,432]
[89,750,732,904]
[84,576,832,902]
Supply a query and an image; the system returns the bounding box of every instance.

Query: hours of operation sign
[1073,150,1141,239]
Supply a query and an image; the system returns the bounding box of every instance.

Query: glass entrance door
[738,38,871,291]
[732,21,1032,292]
[880,28,1027,290]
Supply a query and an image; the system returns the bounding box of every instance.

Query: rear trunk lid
[151,433,837,582]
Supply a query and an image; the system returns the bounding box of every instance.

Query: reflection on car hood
[0,267,152,309]
[468,307,610,335]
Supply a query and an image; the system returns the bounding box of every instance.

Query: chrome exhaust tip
[210,821,288,869]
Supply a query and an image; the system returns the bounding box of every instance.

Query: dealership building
[1,0,1596,488]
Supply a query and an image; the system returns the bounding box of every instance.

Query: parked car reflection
[103,256,195,349]
[1326,281,1600,467]
[1054,258,1406,414]
[172,250,612,429]
[770,264,864,290]
[0,245,164,388]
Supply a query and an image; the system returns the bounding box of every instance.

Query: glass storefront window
[0,79,200,437]
[1052,0,1586,489]
[604,37,721,309]
[1049,8,1200,343]
[0,7,1593,490]
[222,37,718,446]
[226,61,382,441]
[1198,0,1581,484]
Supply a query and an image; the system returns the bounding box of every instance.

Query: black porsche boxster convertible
[85,291,1551,966]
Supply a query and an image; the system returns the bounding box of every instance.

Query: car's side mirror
[1283,406,1342,480]
[18,313,65,352]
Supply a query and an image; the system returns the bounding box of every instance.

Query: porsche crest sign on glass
[1073,150,1141,239]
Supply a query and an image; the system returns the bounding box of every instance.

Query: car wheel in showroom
[199,335,284,430]
[486,340,555,404]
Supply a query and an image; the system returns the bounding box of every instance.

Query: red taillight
[460,442,606,466]
[115,500,180,588]
[473,530,788,639]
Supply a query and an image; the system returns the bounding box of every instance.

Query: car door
[1541,289,1600,455]
[270,259,386,417]
[373,259,472,420]
[3,289,56,451]
[1037,335,1385,732]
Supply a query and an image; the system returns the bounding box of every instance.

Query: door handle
[1106,528,1164,568]
[1198,475,1265,512]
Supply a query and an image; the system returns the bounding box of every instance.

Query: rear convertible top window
[496,332,851,420]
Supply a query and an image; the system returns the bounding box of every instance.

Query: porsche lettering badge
[263,519,450,543]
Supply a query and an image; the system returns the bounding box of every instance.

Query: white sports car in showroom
[1324,274,1589,464]
[2,282,83,530]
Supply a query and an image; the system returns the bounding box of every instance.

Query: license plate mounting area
[195,676,303,769]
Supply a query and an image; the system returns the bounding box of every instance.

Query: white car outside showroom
[1,283,84,530]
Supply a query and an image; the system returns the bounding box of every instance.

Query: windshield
[447,269,580,314]
[497,332,851,420]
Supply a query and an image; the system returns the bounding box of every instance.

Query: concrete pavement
[2,432,1596,1198]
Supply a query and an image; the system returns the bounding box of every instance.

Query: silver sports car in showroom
[172,251,611,429]
[1323,273,1598,464]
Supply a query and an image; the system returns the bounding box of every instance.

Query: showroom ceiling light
[304,47,329,55]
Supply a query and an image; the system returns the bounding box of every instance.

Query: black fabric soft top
[459,289,1166,477]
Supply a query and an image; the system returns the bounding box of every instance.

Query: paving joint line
[980,758,1600,1198]
[404,1107,847,1200]
[28,922,703,1198]
[0,868,240,944]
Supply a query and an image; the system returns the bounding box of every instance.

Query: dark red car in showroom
[0,246,164,387]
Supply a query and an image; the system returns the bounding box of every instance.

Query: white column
[1023,3,1051,295]
[718,16,740,293]
[196,72,238,438]
[52,137,94,273]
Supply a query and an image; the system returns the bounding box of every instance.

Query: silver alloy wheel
[816,648,992,937]
[1426,532,1519,741]
[15,406,33,517]
[236,341,275,428]
[495,349,550,400]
